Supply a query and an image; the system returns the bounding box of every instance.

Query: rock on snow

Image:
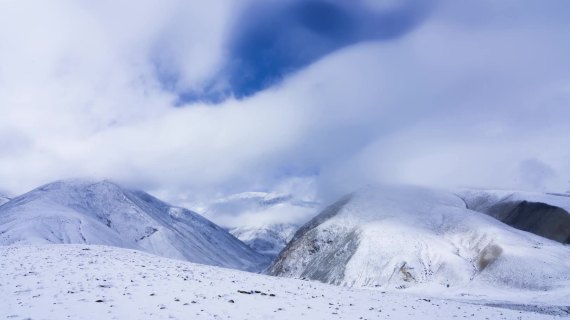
[1,244,568,320]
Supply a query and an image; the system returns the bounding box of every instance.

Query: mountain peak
[0,179,268,271]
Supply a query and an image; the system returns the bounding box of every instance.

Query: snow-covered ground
[1,244,568,320]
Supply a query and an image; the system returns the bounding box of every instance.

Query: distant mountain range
[1,179,569,293]
[456,189,570,244]
[204,191,319,258]
[229,223,298,258]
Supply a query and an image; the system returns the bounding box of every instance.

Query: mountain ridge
[0,179,268,271]
[268,185,570,290]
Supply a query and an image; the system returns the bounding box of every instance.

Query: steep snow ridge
[457,189,570,244]
[229,223,298,257]
[269,185,570,291]
[1,245,568,319]
[0,180,268,271]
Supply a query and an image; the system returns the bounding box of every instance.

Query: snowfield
[1,244,568,320]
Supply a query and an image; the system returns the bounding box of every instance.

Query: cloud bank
[0,0,569,221]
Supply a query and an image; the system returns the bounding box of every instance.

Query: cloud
[172,0,435,103]
[0,0,569,224]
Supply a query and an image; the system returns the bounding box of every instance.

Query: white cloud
[0,0,568,213]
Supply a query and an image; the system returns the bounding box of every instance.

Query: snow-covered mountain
[2,244,568,319]
[205,191,318,226]
[0,180,268,271]
[456,189,570,244]
[229,223,298,257]
[204,191,318,257]
[268,185,570,291]
[0,194,10,206]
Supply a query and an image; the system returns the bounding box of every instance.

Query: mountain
[0,194,9,206]
[204,191,318,257]
[204,191,318,225]
[2,244,568,319]
[0,180,268,271]
[268,185,570,291]
[456,189,570,244]
[229,223,298,257]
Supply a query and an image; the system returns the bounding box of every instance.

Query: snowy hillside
[0,180,268,271]
[269,185,570,292]
[1,245,568,320]
[456,189,570,244]
[229,223,298,257]
[0,194,9,206]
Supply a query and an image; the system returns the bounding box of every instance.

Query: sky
[0,0,569,221]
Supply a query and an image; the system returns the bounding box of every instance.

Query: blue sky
[0,0,569,207]
[164,0,433,103]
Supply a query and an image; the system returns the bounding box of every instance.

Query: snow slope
[0,194,9,206]
[269,185,570,292]
[229,223,298,257]
[1,244,568,320]
[0,180,268,271]
[456,189,570,244]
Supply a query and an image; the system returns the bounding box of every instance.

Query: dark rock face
[485,201,570,244]
[267,194,358,283]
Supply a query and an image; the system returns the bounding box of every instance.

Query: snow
[229,223,298,257]
[456,189,570,244]
[0,194,9,206]
[0,180,268,271]
[204,191,317,257]
[456,189,570,214]
[1,244,568,320]
[204,191,319,228]
[269,185,570,295]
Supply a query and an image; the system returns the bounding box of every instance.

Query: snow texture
[1,244,568,320]
[269,185,570,294]
[456,189,570,244]
[0,194,10,206]
[0,180,268,271]
[229,223,298,257]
